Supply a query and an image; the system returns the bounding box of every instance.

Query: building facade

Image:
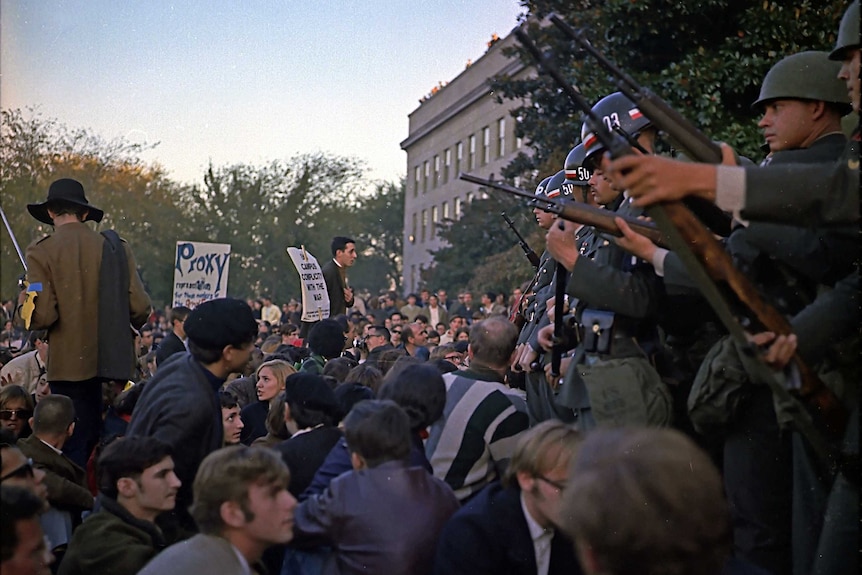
[400,31,532,295]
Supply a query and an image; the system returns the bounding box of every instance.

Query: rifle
[547,14,733,238]
[501,212,541,269]
[461,174,669,248]
[515,25,848,457]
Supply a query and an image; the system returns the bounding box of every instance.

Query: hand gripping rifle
[515,24,848,468]
[501,212,541,269]
[461,174,669,248]
[548,14,733,238]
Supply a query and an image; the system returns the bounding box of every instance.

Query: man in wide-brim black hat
[15,177,152,468]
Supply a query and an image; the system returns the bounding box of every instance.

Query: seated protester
[299,319,345,375]
[434,420,584,575]
[17,395,93,559]
[362,325,397,371]
[240,359,296,445]
[219,392,244,446]
[559,428,766,575]
[302,364,445,499]
[321,357,358,384]
[0,428,49,504]
[293,400,459,575]
[343,364,384,396]
[58,437,179,575]
[0,384,34,440]
[399,323,430,361]
[1,485,54,575]
[137,446,296,575]
[273,374,342,498]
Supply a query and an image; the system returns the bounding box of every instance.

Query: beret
[184,298,258,350]
[453,341,469,354]
[283,373,339,416]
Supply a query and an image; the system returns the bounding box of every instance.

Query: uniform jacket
[24,222,151,382]
[322,259,353,317]
[0,349,45,393]
[127,354,223,510]
[433,482,582,575]
[294,460,459,575]
[17,435,93,512]
[58,495,166,575]
[137,533,259,575]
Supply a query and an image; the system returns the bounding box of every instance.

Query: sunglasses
[0,457,35,482]
[444,354,462,361]
[0,409,32,421]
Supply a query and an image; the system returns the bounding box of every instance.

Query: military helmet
[829,0,860,61]
[564,143,592,187]
[580,92,651,166]
[534,175,554,197]
[752,51,851,114]
[543,170,570,200]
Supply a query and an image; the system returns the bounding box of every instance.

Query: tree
[492,0,846,178]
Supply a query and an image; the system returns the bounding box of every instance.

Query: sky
[1,1,526,189]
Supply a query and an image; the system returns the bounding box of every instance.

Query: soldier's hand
[544,357,571,391]
[614,217,658,262]
[750,331,798,370]
[536,324,555,352]
[518,346,539,372]
[545,219,579,271]
[511,343,526,372]
[607,154,719,207]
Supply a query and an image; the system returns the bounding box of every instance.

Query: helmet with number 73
[580,92,652,168]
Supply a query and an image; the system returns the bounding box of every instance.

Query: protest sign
[172,241,231,308]
[286,246,330,322]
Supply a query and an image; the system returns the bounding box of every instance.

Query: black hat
[283,373,339,416]
[27,178,104,225]
[453,341,469,354]
[184,298,258,350]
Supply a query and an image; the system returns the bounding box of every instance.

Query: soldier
[542,92,671,432]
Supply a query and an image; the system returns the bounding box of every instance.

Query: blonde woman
[239,359,295,444]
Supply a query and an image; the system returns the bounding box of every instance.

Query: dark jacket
[155,332,186,366]
[239,400,269,445]
[274,426,343,498]
[434,481,582,575]
[17,435,93,512]
[127,354,223,512]
[322,259,353,317]
[295,460,459,575]
[59,495,166,575]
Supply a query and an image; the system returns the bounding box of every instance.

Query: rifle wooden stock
[459,173,669,248]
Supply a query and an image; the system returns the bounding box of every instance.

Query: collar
[333,258,343,268]
[458,362,506,384]
[520,490,554,541]
[38,437,63,456]
[228,541,253,575]
[200,361,226,392]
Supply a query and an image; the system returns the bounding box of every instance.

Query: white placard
[171,241,231,308]
[286,246,330,322]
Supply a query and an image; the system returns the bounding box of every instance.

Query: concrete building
[400,30,533,295]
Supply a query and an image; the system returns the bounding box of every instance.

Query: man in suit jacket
[138,446,296,575]
[294,400,459,575]
[155,306,190,367]
[434,420,583,575]
[322,236,357,318]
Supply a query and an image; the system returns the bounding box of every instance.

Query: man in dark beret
[127,297,258,538]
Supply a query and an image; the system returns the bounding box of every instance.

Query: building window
[431,205,438,237]
[413,166,420,197]
[411,264,416,293]
[442,201,450,220]
[497,118,506,157]
[466,191,474,204]
[455,142,463,175]
[482,126,491,164]
[433,155,440,188]
[421,209,428,242]
[443,148,451,184]
[515,114,523,149]
[411,212,417,243]
[423,161,429,193]
[454,197,462,219]
[469,135,476,169]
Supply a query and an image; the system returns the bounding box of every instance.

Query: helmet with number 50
[580,92,652,168]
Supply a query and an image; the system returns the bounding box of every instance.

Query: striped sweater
[426,368,529,501]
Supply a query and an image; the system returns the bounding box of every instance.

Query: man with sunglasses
[1,430,49,503]
[434,421,583,575]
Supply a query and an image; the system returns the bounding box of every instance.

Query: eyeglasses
[0,409,32,421]
[444,354,461,361]
[392,330,402,335]
[0,457,35,481]
[537,474,567,491]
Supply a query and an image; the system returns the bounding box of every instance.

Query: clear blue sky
[2,1,525,187]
